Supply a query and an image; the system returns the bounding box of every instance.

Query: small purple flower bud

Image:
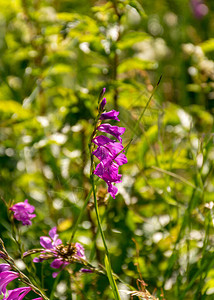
[99,87,106,99]
[81,268,93,273]
[100,97,107,110]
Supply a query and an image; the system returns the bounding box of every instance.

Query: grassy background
[0,0,214,299]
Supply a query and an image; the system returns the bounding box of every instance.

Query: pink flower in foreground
[31,227,86,278]
[0,264,42,299]
[0,270,19,295]
[3,286,31,300]
[10,200,36,226]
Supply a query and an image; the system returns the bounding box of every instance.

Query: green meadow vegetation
[0,0,214,299]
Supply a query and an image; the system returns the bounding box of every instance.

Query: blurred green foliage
[0,0,214,299]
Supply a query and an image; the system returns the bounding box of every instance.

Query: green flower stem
[91,174,109,257]
[91,173,121,300]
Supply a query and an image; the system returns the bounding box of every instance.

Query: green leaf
[118,57,157,74]
[104,255,121,300]
[118,31,149,50]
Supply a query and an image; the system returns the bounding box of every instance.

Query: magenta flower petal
[40,237,53,249]
[93,142,124,163]
[75,243,86,259]
[23,199,35,213]
[94,162,122,183]
[6,286,32,300]
[52,272,59,278]
[114,153,128,166]
[107,183,118,199]
[50,259,64,269]
[0,271,19,295]
[100,110,120,122]
[33,257,44,263]
[0,264,11,272]
[97,124,125,143]
[49,227,62,247]
[49,227,57,239]
[92,135,113,146]
[9,200,36,226]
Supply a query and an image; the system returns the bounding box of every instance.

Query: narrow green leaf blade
[104,255,121,300]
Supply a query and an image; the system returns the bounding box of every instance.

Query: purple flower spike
[9,199,36,226]
[100,110,120,122]
[5,286,31,300]
[92,95,127,198]
[97,124,125,143]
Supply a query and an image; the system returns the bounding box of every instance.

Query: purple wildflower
[9,200,36,226]
[0,264,43,299]
[92,94,127,199]
[32,227,86,278]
